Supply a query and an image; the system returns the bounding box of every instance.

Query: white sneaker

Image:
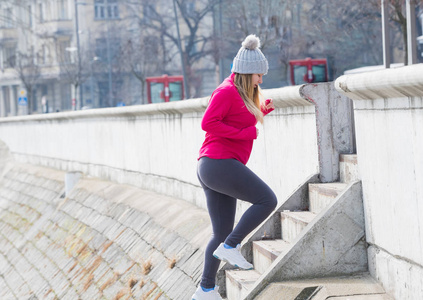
[213,243,253,270]
[191,285,223,300]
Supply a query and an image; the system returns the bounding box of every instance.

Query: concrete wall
[0,86,321,216]
[335,63,423,300]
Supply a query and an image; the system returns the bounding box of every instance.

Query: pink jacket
[198,73,272,165]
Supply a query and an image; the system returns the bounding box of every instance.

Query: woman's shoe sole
[213,254,253,270]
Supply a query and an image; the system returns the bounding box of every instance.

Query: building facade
[0,0,216,117]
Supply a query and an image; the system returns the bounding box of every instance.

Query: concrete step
[226,269,261,300]
[340,154,360,183]
[254,273,393,300]
[308,182,348,214]
[280,211,316,243]
[328,295,393,299]
[252,239,291,274]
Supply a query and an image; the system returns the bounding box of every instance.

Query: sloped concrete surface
[0,162,211,299]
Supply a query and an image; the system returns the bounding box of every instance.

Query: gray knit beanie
[231,34,268,75]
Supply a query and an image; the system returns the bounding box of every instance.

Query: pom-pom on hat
[231,34,268,75]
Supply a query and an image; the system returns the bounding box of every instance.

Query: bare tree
[120,35,164,104]
[303,0,383,76]
[124,0,222,98]
[0,0,33,31]
[58,44,91,110]
[13,50,41,113]
[223,0,297,49]
[220,0,318,84]
[91,25,129,107]
[2,1,47,112]
[370,0,423,64]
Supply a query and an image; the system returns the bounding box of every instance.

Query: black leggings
[197,157,277,288]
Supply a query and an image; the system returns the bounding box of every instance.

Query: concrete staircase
[222,154,392,300]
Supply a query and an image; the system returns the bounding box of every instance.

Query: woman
[192,35,277,300]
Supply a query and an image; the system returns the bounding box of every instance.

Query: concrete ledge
[335,63,423,101]
[263,86,313,108]
[0,86,312,124]
[0,97,209,123]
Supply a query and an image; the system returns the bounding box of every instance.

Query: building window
[2,8,14,28]
[39,3,44,22]
[38,46,45,65]
[228,19,237,31]
[295,4,302,28]
[39,44,51,65]
[57,40,71,63]
[184,1,195,16]
[143,4,154,24]
[269,15,278,28]
[144,36,159,54]
[95,38,121,61]
[3,45,16,68]
[184,39,197,56]
[60,83,72,110]
[45,2,51,22]
[95,0,119,20]
[28,5,33,27]
[95,38,107,60]
[2,87,11,115]
[58,0,69,20]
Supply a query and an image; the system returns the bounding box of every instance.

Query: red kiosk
[146,75,184,104]
[289,58,328,85]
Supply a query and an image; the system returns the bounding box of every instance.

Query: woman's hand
[264,99,275,112]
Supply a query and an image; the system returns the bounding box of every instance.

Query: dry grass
[142,260,152,275]
[128,277,138,289]
[85,256,102,274]
[168,257,177,269]
[100,272,120,292]
[44,288,53,298]
[154,292,163,300]
[123,261,136,274]
[142,282,157,300]
[114,289,128,300]
[139,279,146,289]
[76,243,88,256]
[101,240,114,254]
[114,228,126,241]
[68,260,78,273]
[83,273,94,292]
[153,291,163,300]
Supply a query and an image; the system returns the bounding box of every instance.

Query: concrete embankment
[0,154,211,299]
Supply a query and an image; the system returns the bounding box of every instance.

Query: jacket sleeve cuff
[245,126,257,140]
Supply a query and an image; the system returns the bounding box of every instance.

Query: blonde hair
[234,73,263,123]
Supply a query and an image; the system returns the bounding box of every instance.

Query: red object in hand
[264,99,274,114]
